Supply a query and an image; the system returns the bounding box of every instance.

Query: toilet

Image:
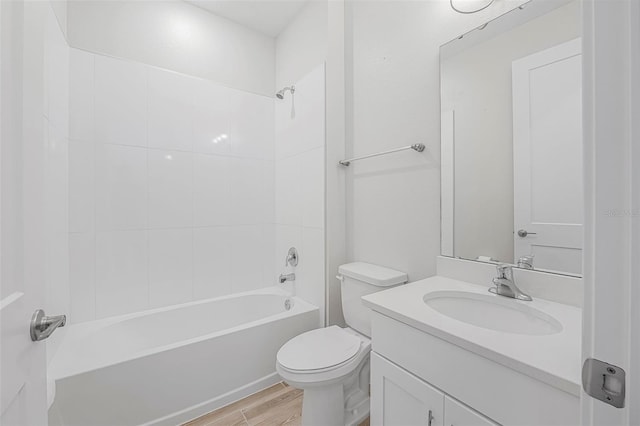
[276,262,408,426]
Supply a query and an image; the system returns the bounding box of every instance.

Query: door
[444,396,498,426]
[1,1,49,425]
[512,38,583,275]
[370,353,444,426]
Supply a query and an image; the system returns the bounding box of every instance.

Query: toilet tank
[338,262,407,337]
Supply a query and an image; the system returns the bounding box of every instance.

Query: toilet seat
[277,326,361,373]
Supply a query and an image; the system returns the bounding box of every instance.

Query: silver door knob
[517,229,537,238]
[30,309,66,341]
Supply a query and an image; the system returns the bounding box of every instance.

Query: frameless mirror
[440,0,583,276]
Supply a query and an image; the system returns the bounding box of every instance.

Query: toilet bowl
[276,262,407,426]
[277,326,371,426]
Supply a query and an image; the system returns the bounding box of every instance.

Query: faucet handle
[285,247,298,267]
[495,263,511,278]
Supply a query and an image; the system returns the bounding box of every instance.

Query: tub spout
[279,273,295,284]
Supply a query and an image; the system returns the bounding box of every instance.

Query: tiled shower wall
[68,50,276,322]
[274,65,326,325]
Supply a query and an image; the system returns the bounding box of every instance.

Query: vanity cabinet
[371,353,445,426]
[371,353,498,426]
[368,310,580,426]
[444,396,498,426]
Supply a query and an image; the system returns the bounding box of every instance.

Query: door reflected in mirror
[440,0,582,276]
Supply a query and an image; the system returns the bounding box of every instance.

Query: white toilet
[276,262,407,426]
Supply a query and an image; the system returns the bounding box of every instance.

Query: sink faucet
[279,272,295,284]
[489,264,532,301]
[517,255,534,270]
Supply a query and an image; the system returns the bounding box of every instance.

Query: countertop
[362,276,582,396]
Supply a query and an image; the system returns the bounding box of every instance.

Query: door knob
[517,229,537,238]
[30,309,66,341]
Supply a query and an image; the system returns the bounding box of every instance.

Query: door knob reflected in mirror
[30,309,66,341]
[517,229,537,238]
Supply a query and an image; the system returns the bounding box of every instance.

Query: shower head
[276,85,295,99]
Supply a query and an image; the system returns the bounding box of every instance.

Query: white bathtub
[48,287,319,426]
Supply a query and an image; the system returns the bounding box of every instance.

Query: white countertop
[362,276,582,396]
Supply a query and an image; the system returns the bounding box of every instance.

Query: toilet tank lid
[338,262,408,287]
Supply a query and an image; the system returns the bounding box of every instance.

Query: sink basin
[423,291,563,335]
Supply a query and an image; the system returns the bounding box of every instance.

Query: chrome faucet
[285,247,298,267]
[279,272,296,284]
[517,254,534,270]
[489,264,532,301]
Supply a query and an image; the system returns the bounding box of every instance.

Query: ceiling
[185,0,309,37]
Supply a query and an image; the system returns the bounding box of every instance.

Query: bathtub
[47,287,319,426]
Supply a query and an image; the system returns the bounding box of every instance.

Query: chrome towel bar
[339,143,425,166]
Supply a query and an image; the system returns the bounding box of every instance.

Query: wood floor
[183,382,370,426]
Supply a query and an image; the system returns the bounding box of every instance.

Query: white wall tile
[300,147,324,228]
[148,68,195,152]
[228,90,274,160]
[275,65,325,160]
[95,230,148,318]
[95,144,147,230]
[148,149,193,228]
[230,225,266,293]
[275,155,302,226]
[69,49,94,141]
[148,229,193,308]
[69,233,96,322]
[193,83,231,156]
[274,102,296,159]
[193,154,230,227]
[69,52,284,321]
[262,161,276,224]
[193,227,233,299]
[94,55,147,146]
[290,65,325,155]
[298,227,325,325]
[229,158,267,225]
[69,139,94,233]
[262,224,277,285]
[46,21,70,136]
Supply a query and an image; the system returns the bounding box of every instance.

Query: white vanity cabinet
[444,396,499,426]
[371,353,445,426]
[367,307,580,426]
[371,353,498,426]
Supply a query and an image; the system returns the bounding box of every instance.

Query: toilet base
[301,383,344,426]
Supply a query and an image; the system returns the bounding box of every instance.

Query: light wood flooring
[183,382,370,426]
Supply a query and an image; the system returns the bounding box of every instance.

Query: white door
[370,353,445,426]
[1,1,50,425]
[512,38,583,275]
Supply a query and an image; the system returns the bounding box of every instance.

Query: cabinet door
[444,396,499,426]
[371,352,444,426]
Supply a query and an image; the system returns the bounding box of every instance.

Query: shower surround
[68,50,277,322]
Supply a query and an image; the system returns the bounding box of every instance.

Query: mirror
[440,0,583,276]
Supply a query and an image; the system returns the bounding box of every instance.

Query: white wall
[344,0,529,283]
[275,1,327,90]
[441,1,580,263]
[66,0,275,97]
[68,51,275,322]
[274,64,326,326]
